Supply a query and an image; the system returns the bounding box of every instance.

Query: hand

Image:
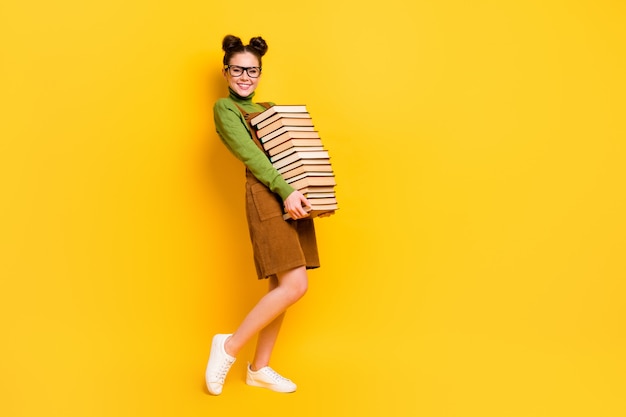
[284,190,310,220]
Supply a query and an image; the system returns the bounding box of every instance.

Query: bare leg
[251,276,284,370]
[224,266,308,362]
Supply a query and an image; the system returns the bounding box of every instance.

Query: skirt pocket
[249,182,284,221]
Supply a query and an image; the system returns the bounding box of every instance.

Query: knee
[284,278,307,304]
[280,271,308,304]
[292,278,308,300]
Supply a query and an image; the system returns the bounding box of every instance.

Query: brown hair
[222,35,268,67]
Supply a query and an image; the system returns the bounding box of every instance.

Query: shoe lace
[263,367,290,383]
[213,358,234,383]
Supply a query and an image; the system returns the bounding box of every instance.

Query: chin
[237,89,254,97]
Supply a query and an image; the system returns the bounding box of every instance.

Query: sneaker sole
[205,334,233,395]
[246,376,297,393]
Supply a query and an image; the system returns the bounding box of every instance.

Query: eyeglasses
[224,65,262,78]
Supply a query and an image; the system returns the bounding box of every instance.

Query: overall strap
[232,101,272,120]
[232,102,272,153]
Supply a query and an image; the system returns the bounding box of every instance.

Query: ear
[222,68,227,79]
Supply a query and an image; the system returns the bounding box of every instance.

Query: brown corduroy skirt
[245,170,320,280]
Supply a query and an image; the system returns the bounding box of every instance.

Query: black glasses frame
[224,65,262,78]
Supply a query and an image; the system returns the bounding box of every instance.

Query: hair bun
[222,35,244,53]
[248,36,268,57]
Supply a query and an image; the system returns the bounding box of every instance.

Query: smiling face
[223,52,261,97]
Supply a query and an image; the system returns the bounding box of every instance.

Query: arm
[213,99,299,203]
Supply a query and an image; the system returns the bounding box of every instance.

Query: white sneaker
[246,363,297,393]
[205,334,235,395]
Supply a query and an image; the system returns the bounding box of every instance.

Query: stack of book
[250,105,338,219]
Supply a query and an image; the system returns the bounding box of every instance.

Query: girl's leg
[250,276,283,370]
[206,266,307,395]
[224,265,308,360]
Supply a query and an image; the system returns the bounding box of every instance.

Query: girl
[205,34,330,395]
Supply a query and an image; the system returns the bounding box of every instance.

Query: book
[250,105,308,126]
[262,130,321,150]
[270,148,329,163]
[269,146,326,162]
[283,171,334,183]
[282,168,334,181]
[265,138,323,155]
[287,174,336,186]
[276,158,331,172]
[288,175,336,191]
[272,151,330,170]
[283,204,337,220]
[300,186,336,195]
[307,203,338,211]
[300,185,336,197]
[255,112,312,130]
[304,197,337,205]
[302,191,336,198]
[258,125,316,143]
[256,117,315,138]
[277,160,333,175]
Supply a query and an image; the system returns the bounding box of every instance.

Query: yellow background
[1,1,625,416]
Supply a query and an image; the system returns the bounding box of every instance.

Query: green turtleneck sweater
[213,89,294,201]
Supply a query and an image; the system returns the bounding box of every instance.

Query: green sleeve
[213,99,294,201]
